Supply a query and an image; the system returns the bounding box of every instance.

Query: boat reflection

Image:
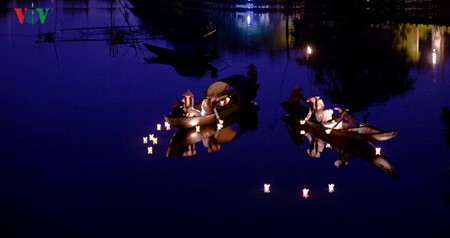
[281,114,398,180]
[166,102,259,158]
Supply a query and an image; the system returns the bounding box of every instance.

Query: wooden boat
[144,42,216,62]
[165,74,259,128]
[166,102,260,158]
[280,101,398,142]
[281,115,398,179]
[144,42,219,77]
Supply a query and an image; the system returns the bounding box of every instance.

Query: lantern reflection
[164,122,171,130]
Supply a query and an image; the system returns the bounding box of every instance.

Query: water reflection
[281,114,398,179]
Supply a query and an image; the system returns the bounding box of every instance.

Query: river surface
[1,1,449,237]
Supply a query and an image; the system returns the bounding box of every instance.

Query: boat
[165,74,259,129]
[143,42,219,77]
[281,115,398,179]
[280,101,398,142]
[166,103,259,158]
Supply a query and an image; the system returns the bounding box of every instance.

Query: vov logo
[14,8,50,25]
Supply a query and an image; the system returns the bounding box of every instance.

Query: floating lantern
[147,147,153,155]
[152,137,158,145]
[302,188,310,198]
[149,134,154,141]
[156,124,161,131]
[143,137,148,144]
[196,126,200,132]
[300,130,305,135]
[328,184,335,193]
[300,120,305,125]
[375,147,381,155]
[264,184,271,193]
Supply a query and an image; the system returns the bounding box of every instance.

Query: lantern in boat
[196,126,200,132]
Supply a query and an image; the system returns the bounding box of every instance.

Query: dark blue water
[1,1,449,237]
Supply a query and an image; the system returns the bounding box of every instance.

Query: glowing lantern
[149,134,154,141]
[375,147,381,155]
[225,97,230,104]
[152,137,158,145]
[325,129,331,134]
[300,120,305,125]
[307,45,312,55]
[217,123,223,130]
[196,126,200,132]
[143,137,148,144]
[300,130,305,135]
[157,124,161,131]
[264,184,271,193]
[219,100,225,106]
[328,184,335,193]
[325,143,331,148]
[147,147,153,154]
[302,188,309,198]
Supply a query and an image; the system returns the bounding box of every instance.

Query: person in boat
[330,107,360,130]
[201,96,216,116]
[288,86,307,106]
[286,86,308,115]
[171,99,185,117]
[182,90,201,117]
[247,64,258,84]
[304,96,334,124]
